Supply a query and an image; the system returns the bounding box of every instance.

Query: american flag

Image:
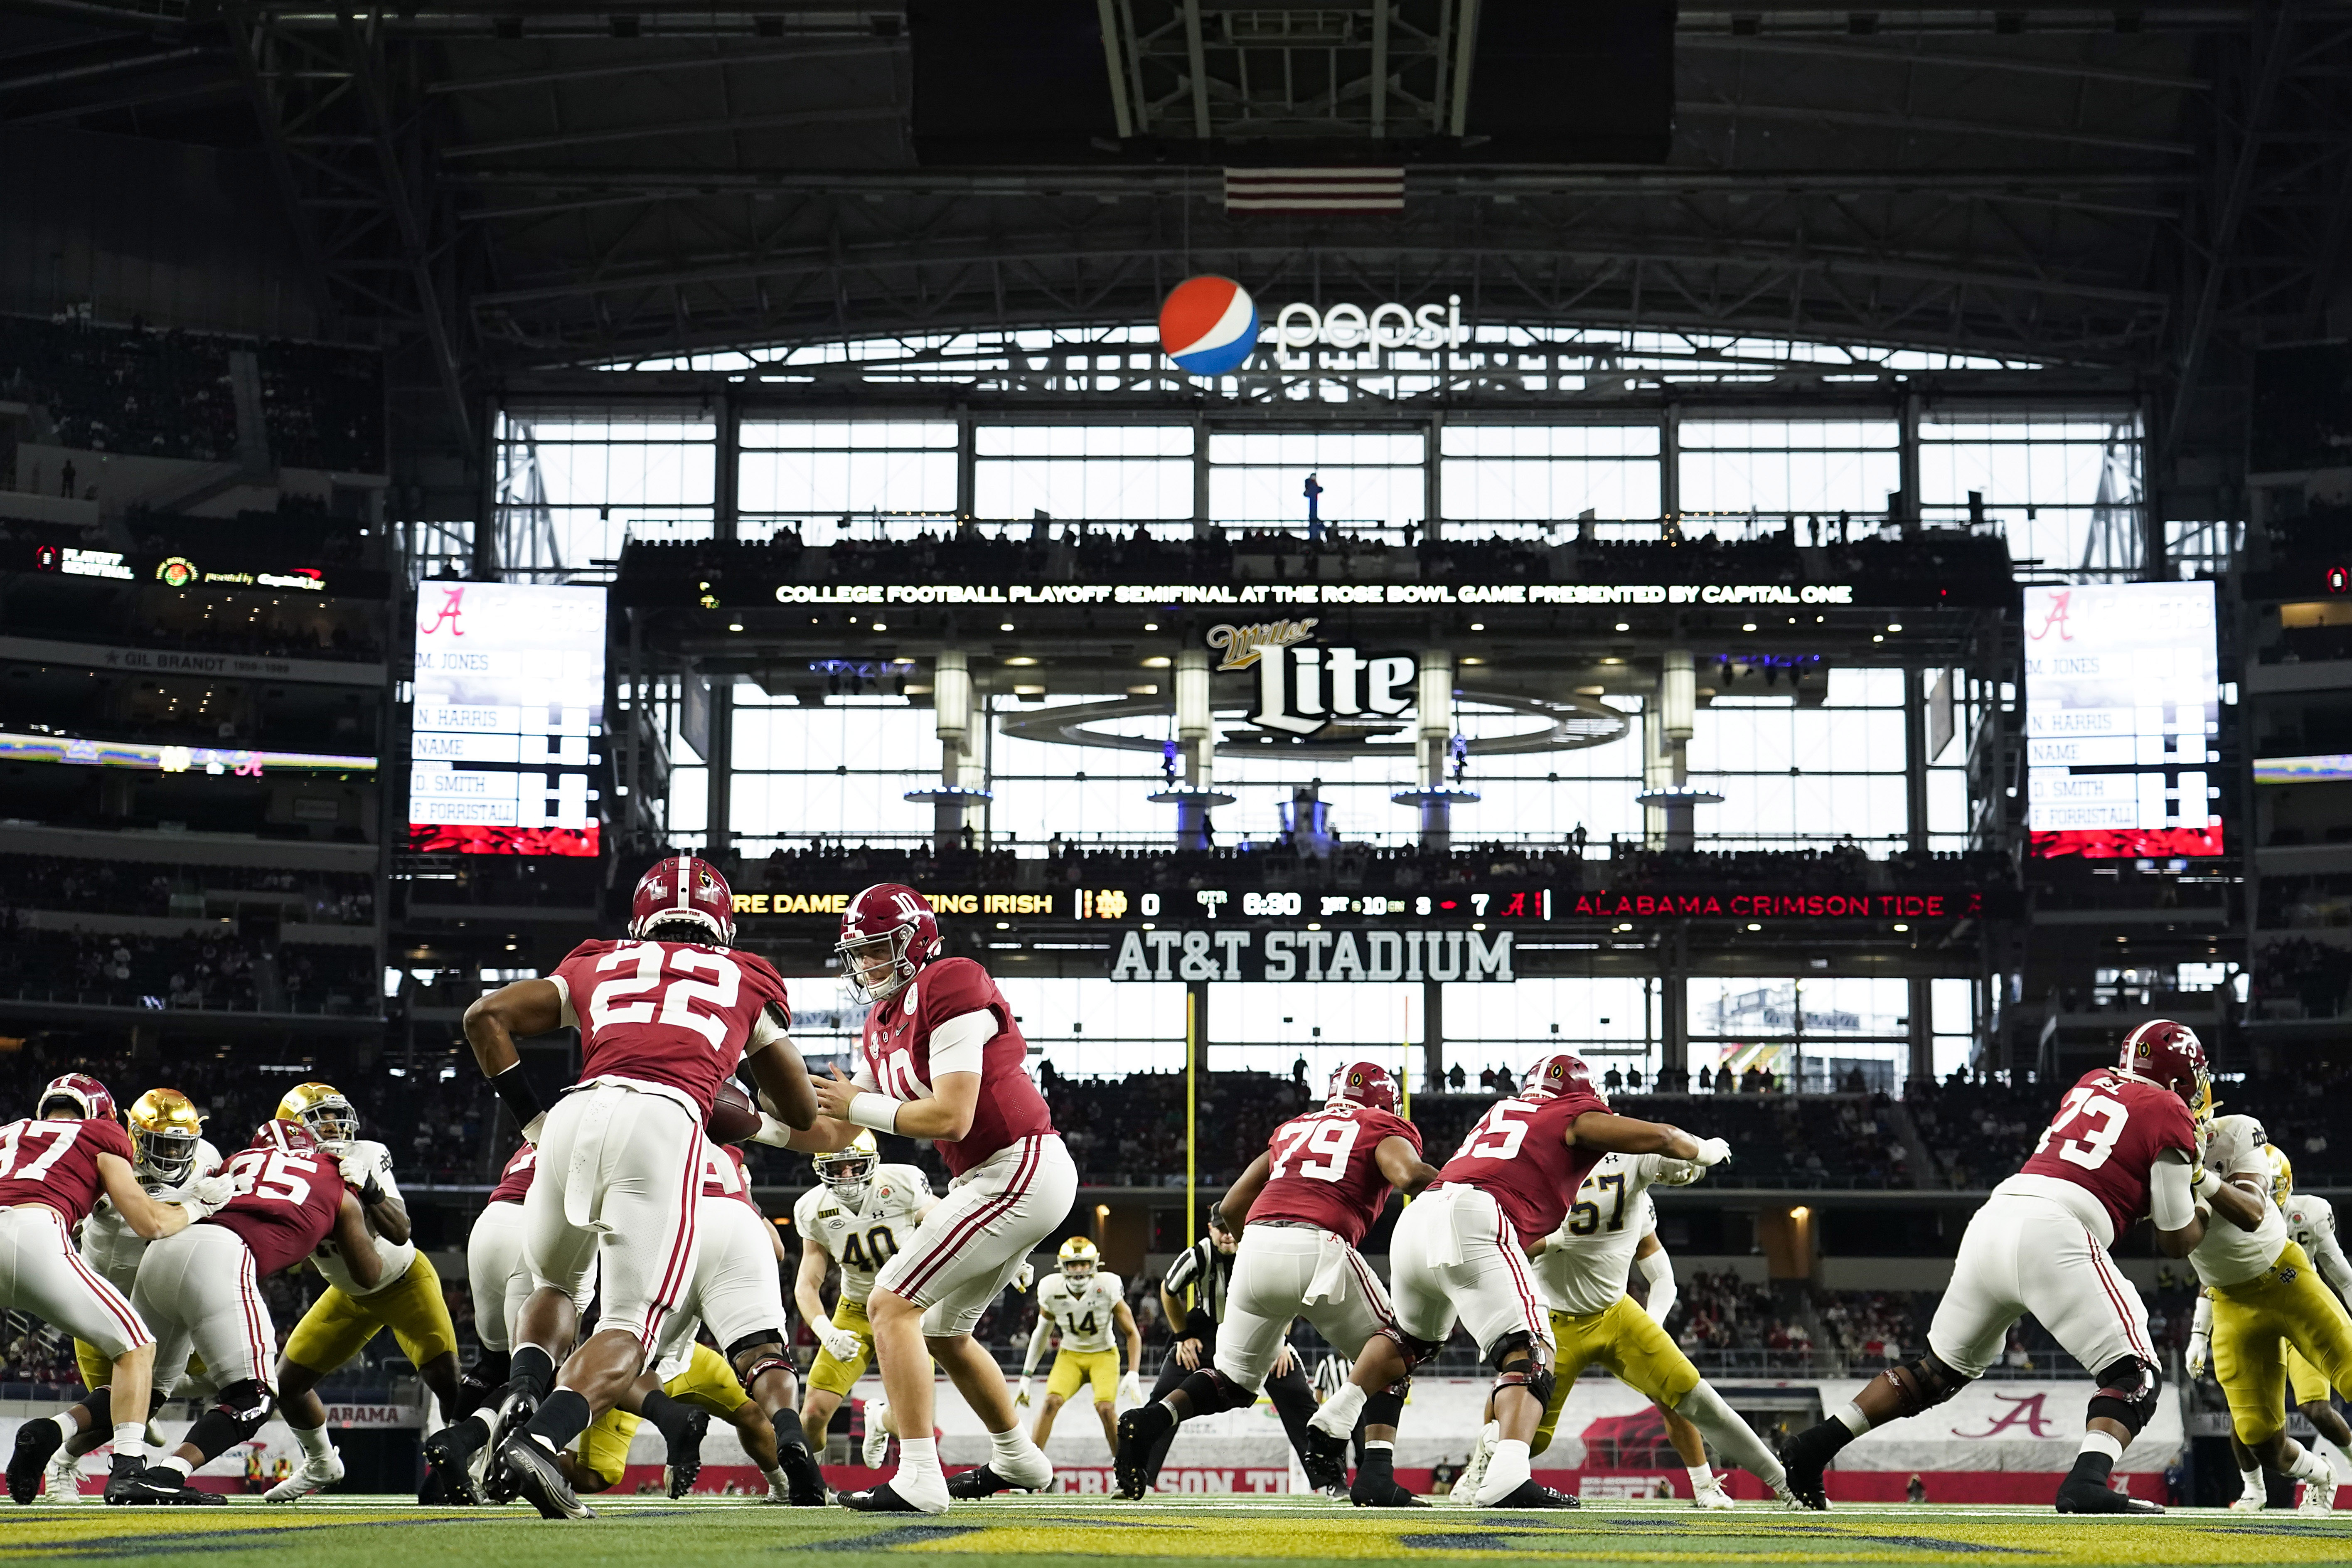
[1223,167,1406,215]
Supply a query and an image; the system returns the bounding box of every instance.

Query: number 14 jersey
[2015,1068,2198,1243]
[1249,1102,1422,1247]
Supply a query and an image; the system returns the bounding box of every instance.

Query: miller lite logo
[1244,640,1418,738]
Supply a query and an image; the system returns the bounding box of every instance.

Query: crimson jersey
[549,938,793,1118]
[489,1142,536,1206]
[1432,1088,1611,1243]
[1249,1103,1422,1247]
[699,1141,765,1218]
[0,1115,133,1225]
[858,956,1053,1178]
[2017,1068,2199,1239]
[212,1143,348,1277]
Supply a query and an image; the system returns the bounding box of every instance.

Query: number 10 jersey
[1248,1102,1422,1246]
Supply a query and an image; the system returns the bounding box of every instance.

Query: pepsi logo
[1159,276,1260,377]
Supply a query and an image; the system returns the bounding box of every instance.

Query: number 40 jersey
[793,1162,931,1308]
[1248,1101,1423,1247]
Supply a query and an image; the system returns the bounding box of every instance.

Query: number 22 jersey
[2013,1068,2197,1243]
[1247,1102,1422,1247]
[548,937,793,1118]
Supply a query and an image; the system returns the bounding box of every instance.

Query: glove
[337,1152,386,1206]
[1013,1263,1035,1293]
[1689,1136,1733,1168]
[180,1172,236,1219]
[818,1322,864,1364]
[2187,1332,2209,1379]
[1119,1371,1142,1406]
[1015,1376,1032,1410]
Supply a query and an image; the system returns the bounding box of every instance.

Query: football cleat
[861,1398,893,1469]
[263,1449,345,1503]
[1113,1406,1169,1500]
[106,1465,224,1506]
[839,1482,944,1514]
[1776,1422,1838,1511]
[1695,1480,1737,1511]
[422,1411,499,1506]
[42,1452,85,1504]
[1351,1476,1429,1509]
[2054,1477,2161,1515]
[2300,1477,2338,1515]
[1450,1423,1498,1508]
[1771,1481,1816,1511]
[664,1408,711,1498]
[1484,1479,1579,1509]
[780,1441,828,1506]
[2228,1487,2267,1512]
[493,1434,594,1520]
[8,1418,63,1506]
[945,1464,1029,1499]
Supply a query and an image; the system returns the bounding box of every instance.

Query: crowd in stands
[2254,935,2352,1018]
[0,922,375,1014]
[1904,1070,2052,1190]
[0,855,374,925]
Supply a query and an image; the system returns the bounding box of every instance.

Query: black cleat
[1299,1424,1351,1477]
[493,1434,595,1520]
[421,1416,491,1506]
[2055,1478,2162,1515]
[780,1441,828,1506]
[1778,1420,1839,1511]
[664,1408,711,1498]
[944,1464,1027,1499]
[8,1419,61,1506]
[103,1464,214,1506]
[840,1482,939,1513]
[1113,1406,1169,1500]
[1487,1479,1580,1509]
[1351,1475,1430,1508]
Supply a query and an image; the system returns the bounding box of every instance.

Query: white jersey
[793,1163,930,1307]
[1038,1269,1124,1354]
[79,1137,222,1294]
[2283,1191,2352,1297]
[2187,1181,2289,1291]
[1532,1151,1701,1317]
[308,1139,416,1298]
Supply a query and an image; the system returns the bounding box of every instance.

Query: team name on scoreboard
[734,891,1058,917]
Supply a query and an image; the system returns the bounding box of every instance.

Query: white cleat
[2229,1488,2268,1512]
[862,1399,893,1470]
[263,1451,346,1503]
[42,1454,85,1504]
[1693,1479,1736,1511]
[1451,1423,1498,1507]
[2301,1477,2338,1516]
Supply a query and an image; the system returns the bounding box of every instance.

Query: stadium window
[1207,982,1422,1082]
[1437,424,1662,523]
[495,411,715,576]
[1917,412,2143,578]
[1207,431,1426,534]
[1677,419,1900,523]
[736,419,958,543]
[1686,975,1912,1093]
[973,425,1194,522]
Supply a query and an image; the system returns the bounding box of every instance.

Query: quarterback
[1022,1238,1141,1455]
[790,1133,936,1474]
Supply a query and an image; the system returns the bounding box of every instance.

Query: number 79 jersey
[549,937,793,1118]
[1247,1102,1422,1247]
[1532,1151,1702,1317]
[2016,1068,2198,1243]
[793,1163,931,1308]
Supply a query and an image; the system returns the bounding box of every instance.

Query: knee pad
[742,1354,795,1390]
[1875,1352,1966,1420]
[1179,1366,1248,1416]
[727,1330,785,1363]
[1363,1389,1406,1430]
[1375,1325,1446,1374]
[2087,1356,2162,1437]
[214,1379,274,1426]
[1487,1330,1538,1372]
[81,1386,113,1430]
[1493,1363,1557,1413]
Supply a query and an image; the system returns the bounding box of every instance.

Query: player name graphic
[1109,926,1514,983]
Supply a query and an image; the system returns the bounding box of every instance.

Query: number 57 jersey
[2015,1068,2198,1243]
[1249,1102,1422,1247]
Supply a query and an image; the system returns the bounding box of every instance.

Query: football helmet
[1328,1061,1400,1115]
[837,883,941,1003]
[1520,1053,1601,1104]
[276,1083,359,1150]
[251,1118,319,1156]
[37,1073,116,1124]
[1057,1236,1099,1280]
[2266,1143,2294,1205]
[128,1089,206,1185]
[814,1130,881,1207]
[2117,1019,2213,1128]
[629,854,737,947]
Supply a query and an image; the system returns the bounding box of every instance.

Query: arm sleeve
[2190,1292,2212,1339]
[1636,1247,1677,1326]
[927,1010,995,1078]
[2150,1150,2198,1232]
[747,1004,791,1054]
[545,970,579,1030]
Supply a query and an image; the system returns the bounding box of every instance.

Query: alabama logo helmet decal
[1159,276,1259,377]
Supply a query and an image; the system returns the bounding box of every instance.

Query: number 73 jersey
[2016,1068,2198,1243]
[1533,1151,1702,1317]
[1248,1102,1422,1247]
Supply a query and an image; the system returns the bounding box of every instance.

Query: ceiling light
[1461,656,1485,665]
[1614,622,1630,632]
[1143,622,1159,631]
[1892,923,1909,932]
[1741,622,1757,632]
[1128,684,1159,695]
[999,622,1015,631]
[1602,657,1622,665]
[1887,622,1903,633]
[1470,622,1485,631]
[727,623,744,633]
[870,621,887,632]
[1575,685,1604,695]
[1746,922,1762,931]
[1872,633,1885,642]
[1142,656,1171,667]
[1004,656,1038,666]
[1012,684,1046,695]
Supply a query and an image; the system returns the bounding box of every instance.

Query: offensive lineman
[447,854,818,1519]
[791,883,1078,1514]
[1452,1150,1800,1508]
[790,1133,936,1477]
[1306,1053,1731,1509]
[265,1083,465,1502]
[1022,1238,1142,1456]
[1117,1063,1438,1506]
[1780,1020,2234,1514]
[1,1074,210,1505]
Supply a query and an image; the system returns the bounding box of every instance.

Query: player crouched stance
[793,1134,935,1478]
[2,1075,215,1504]
[1022,1239,1141,1457]
[1116,1063,1436,1505]
[1307,1054,1731,1509]
[793,884,1078,1515]
[1781,1020,2226,1514]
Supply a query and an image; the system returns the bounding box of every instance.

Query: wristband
[2193,1167,2222,1201]
[846,1092,901,1134]
[490,1063,547,1130]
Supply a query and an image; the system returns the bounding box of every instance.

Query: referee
[1149,1206,1346,1496]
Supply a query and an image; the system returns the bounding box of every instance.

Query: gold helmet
[2266,1143,2294,1206]
[275,1083,359,1150]
[813,1130,880,1205]
[127,1089,205,1186]
[1057,1236,1100,1280]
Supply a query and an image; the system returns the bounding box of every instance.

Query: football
[707,1078,762,1144]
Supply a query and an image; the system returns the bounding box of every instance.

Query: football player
[1,1075,214,1505]
[1119,1063,1439,1506]
[1022,1238,1142,1455]
[263,1083,464,1502]
[448,854,818,1519]
[1305,1054,1730,1509]
[790,1132,936,1474]
[2180,1121,2351,1514]
[1451,1152,1799,1509]
[790,883,1078,1514]
[1624,1199,1737,1510]
[1781,1020,2238,1514]
[564,1339,787,1497]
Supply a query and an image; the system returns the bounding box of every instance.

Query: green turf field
[6,1495,2352,1568]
